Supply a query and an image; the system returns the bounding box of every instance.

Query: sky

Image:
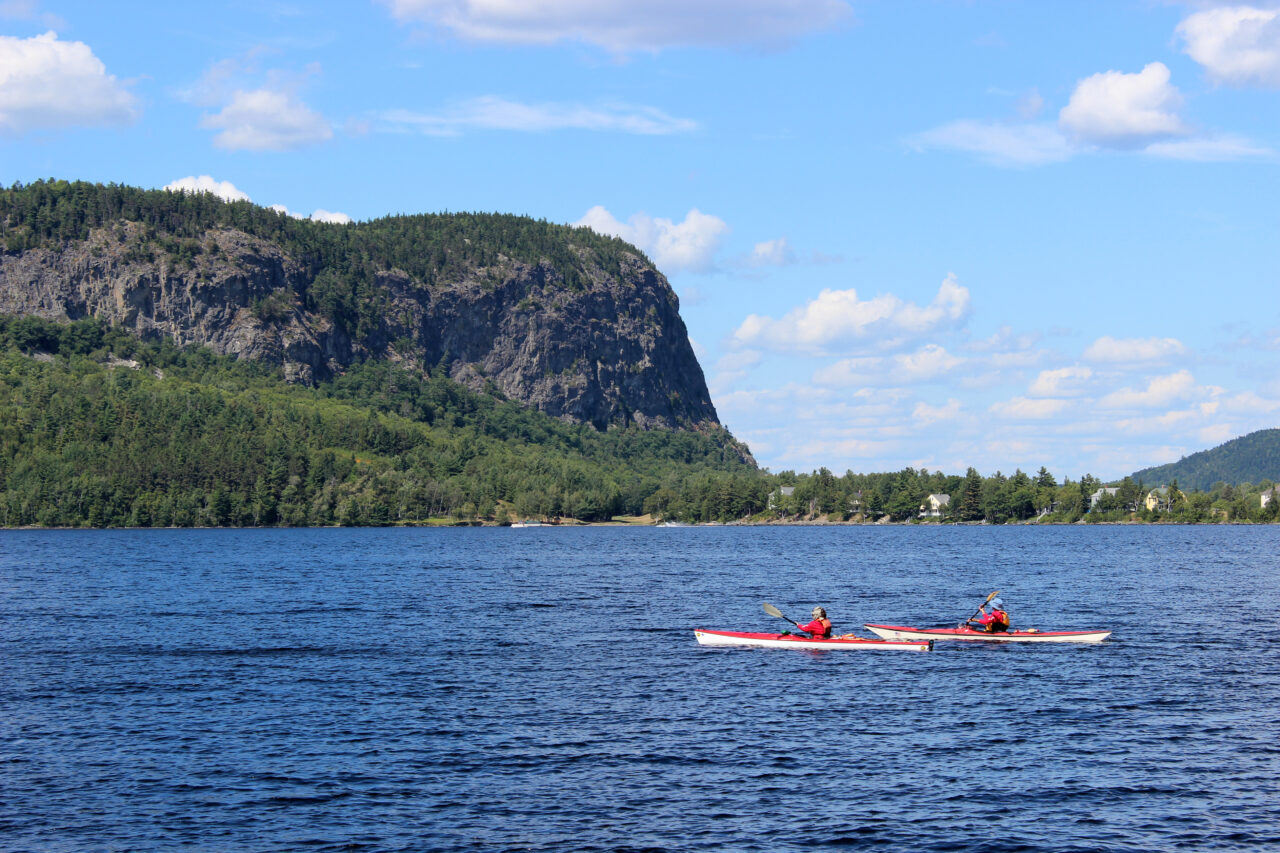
[2,0,1279,481]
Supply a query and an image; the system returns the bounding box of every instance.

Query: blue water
[2,526,1279,852]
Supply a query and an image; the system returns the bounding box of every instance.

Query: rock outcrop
[0,218,718,431]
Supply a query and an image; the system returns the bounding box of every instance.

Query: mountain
[0,179,717,432]
[1131,428,1280,491]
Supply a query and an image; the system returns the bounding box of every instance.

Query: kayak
[695,629,932,651]
[863,623,1111,644]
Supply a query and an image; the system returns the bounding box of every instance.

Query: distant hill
[1132,428,1280,491]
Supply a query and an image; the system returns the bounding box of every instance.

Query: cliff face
[0,220,718,431]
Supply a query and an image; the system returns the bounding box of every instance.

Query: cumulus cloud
[201,88,332,151]
[988,396,1071,420]
[732,273,971,354]
[0,30,137,134]
[1058,62,1189,148]
[379,0,851,53]
[1098,370,1198,409]
[379,97,696,136]
[167,176,352,223]
[907,120,1073,166]
[1029,366,1093,397]
[1083,335,1188,363]
[309,208,353,224]
[1178,6,1280,87]
[165,175,251,202]
[574,205,729,273]
[913,398,962,425]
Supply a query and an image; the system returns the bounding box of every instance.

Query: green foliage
[0,315,751,527]
[1133,428,1280,491]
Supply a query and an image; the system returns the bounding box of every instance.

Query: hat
[990,598,1004,608]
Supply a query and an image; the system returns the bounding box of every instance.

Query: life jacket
[989,609,1010,632]
[817,617,832,638]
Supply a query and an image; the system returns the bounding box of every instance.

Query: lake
[2,525,1279,852]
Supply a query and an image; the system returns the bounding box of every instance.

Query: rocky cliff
[0,182,719,432]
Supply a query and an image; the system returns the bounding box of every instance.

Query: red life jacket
[798,617,833,638]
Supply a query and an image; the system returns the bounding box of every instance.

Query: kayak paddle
[762,601,805,631]
[964,590,1000,625]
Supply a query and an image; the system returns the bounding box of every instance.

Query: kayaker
[796,606,833,638]
[969,598,1010,633]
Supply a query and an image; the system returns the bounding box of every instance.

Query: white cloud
[1221,390,1280,413]
[988,396,1071,420]
[379,0,851,53]
[1178,6,1280,87]
[748,237,796,267]
[1199,423,1235,445]
[574,206,728,273]
[309,208,352,224]
[1144,134,1273,161]
[1059,62,1189,148]
[1083,335,1187,364]
[379,97,696,136]
[167,177,351,223]
[907,120,1073,166]
[1099,370,1198,409]
[913,398,962,425]
[1029,365,1093,397]
[201,88,332,151]
[732,273,971,354]
[165,175,251,203]
[0,30,137,134]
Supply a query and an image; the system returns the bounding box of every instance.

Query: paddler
[968,598,1010,633]
[796,606,833,638]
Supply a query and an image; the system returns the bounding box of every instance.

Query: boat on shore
[509,520,546,528]
[695,629,932,651]
[863,624,1111,643]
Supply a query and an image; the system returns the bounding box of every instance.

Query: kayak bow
[695,629,932,651]
[863,624,1111,643]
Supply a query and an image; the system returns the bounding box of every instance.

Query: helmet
[812,606,827,618]
[990,598,1004,608]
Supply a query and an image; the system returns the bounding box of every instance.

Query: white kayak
[863,623,1111,644]
[695,629,932,651]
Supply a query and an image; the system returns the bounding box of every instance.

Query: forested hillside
[0,315,754,527]
[1132,429,1280,491]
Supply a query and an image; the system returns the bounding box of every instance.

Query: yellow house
[1145,487,1171,511]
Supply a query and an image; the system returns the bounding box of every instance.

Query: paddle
[963,590,1000,626]
[762,601,806,633]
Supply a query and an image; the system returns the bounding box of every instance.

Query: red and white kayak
[695,629,932,651]
[863,624,1111,644]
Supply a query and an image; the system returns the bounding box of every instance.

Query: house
[1089,487,1119,511]
[849,490,864,513]
[1145,487,1172,512]
[1263,487,1278,509]
[919,493,950,518]
[767,485,795,510]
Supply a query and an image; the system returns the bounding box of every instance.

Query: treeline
[2,314,1276,528]
[0,315,751,528]
[751,466,1279,525]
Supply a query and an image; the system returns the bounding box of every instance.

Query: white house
[919,493,950,518]
[767,485,795,510]
[1263,487,1278,509]
[1089,487,1119,511]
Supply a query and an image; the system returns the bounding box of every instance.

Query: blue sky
[3,0,1279,481]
